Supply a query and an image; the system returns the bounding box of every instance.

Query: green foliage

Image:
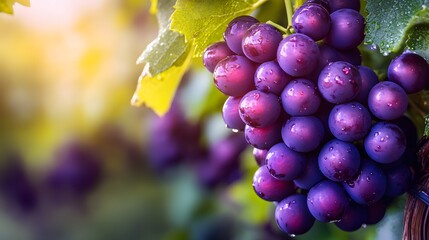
[0,0,29,14]
[365,0,429,59]
[170,0,268,57]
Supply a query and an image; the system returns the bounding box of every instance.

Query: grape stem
[266,20,289,34]
[284,0,293,26]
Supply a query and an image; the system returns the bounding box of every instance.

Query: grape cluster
[203,0,429,235]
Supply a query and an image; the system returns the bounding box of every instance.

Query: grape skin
[275,194,315,235]
[367,81,408,120]
[266,142,306,181]
[242,23,283,63]
[318,139,361,182]
[325,9,365,50]
[213,55,256,97]
[223,16,259,55]
[355,66,379,104]
[281,116,324,152]
[364,122,407,164]
[292,3,331,41]
[294,152,325,189]
[281,78,321,116]
[277,33,320,77]
[203,41,234,73]
[254,60,292,95]
[222,96,245,131]
[318,61,362,104]
[335,202,368,232]
[244,122,282,150]
[239,90,281,128]
[252,165,295,202]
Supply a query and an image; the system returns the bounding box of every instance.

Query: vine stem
[284,0,293,26]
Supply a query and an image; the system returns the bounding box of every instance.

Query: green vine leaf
[406,24,429,59]
[170,0,268,57]
[365,0,429,57]
[0,0,30,14]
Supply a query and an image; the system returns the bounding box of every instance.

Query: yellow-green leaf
[0,0,30,14]
[131,46,192,116]
[170,0,268,57]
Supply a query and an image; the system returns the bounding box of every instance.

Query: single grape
[368,81,408,120]
[266,143,306,181]
[318,61,362,104]
[328,102,372,142]
[355,66,379,104]
[307,180,350,222]
[318,139,361,181]
[335,202,368,232]
[317,44,342,72]
[252,165,295,202]
[224,16,259,55]
[254,60,292,95]
[343,159,387,205]
[281,116,324,152]
[245,122,282,150]
[294,152,325,189]
[275,194,315,235]
[384,163,412,197]
[387,52,429,94]
[222,96,245,131]
[277,33,320,77]
[364,122,406,164]
[328,0,361,12]
[253,148,268,166]
[292,3,331,41]
[203,41,234,73]
[281,78,321,116]
[213,55,256,96]
[242,23,283,63]
[239,90,281,127]
[325,9,365,50]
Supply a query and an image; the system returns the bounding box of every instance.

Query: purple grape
[305,0,330,12]
[365,199,387,225]
[307,180,350,222]
[292,3,331,41]
[364,122,406,164]
[318,139,361,181]
[335,202,368,232]
[293,152,325,189]
[244,122,282,150]
[328,102,372,142]
[277,33,320,77]
[281,78,321,116]
[253,148,268,166]
[275,194,315,235]
[387,52,429,94]
[338,47,362,66]
[367,81,408,120]
[242,23,283,63]
[343,159,387,205]
[239,90,281,127]
[355,66,379,104]
[252,165,296,202]
[325,9,365,50]
[318,61,362,104]
[384,163,412,197]
[328,0,361,12]
[203,41,234,73]
[281,116,324,152]
[266,143,306,181]
[254,60,292,95]
[316,43,342,74]
[223,15,259,55]
[213,55,256,97]
[222,96,245,131]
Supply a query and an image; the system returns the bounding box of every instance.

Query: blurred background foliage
[0,1,407,240]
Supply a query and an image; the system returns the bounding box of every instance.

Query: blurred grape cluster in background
[0,1,407,240]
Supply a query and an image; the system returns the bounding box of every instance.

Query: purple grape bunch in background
[203,0,429,236]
